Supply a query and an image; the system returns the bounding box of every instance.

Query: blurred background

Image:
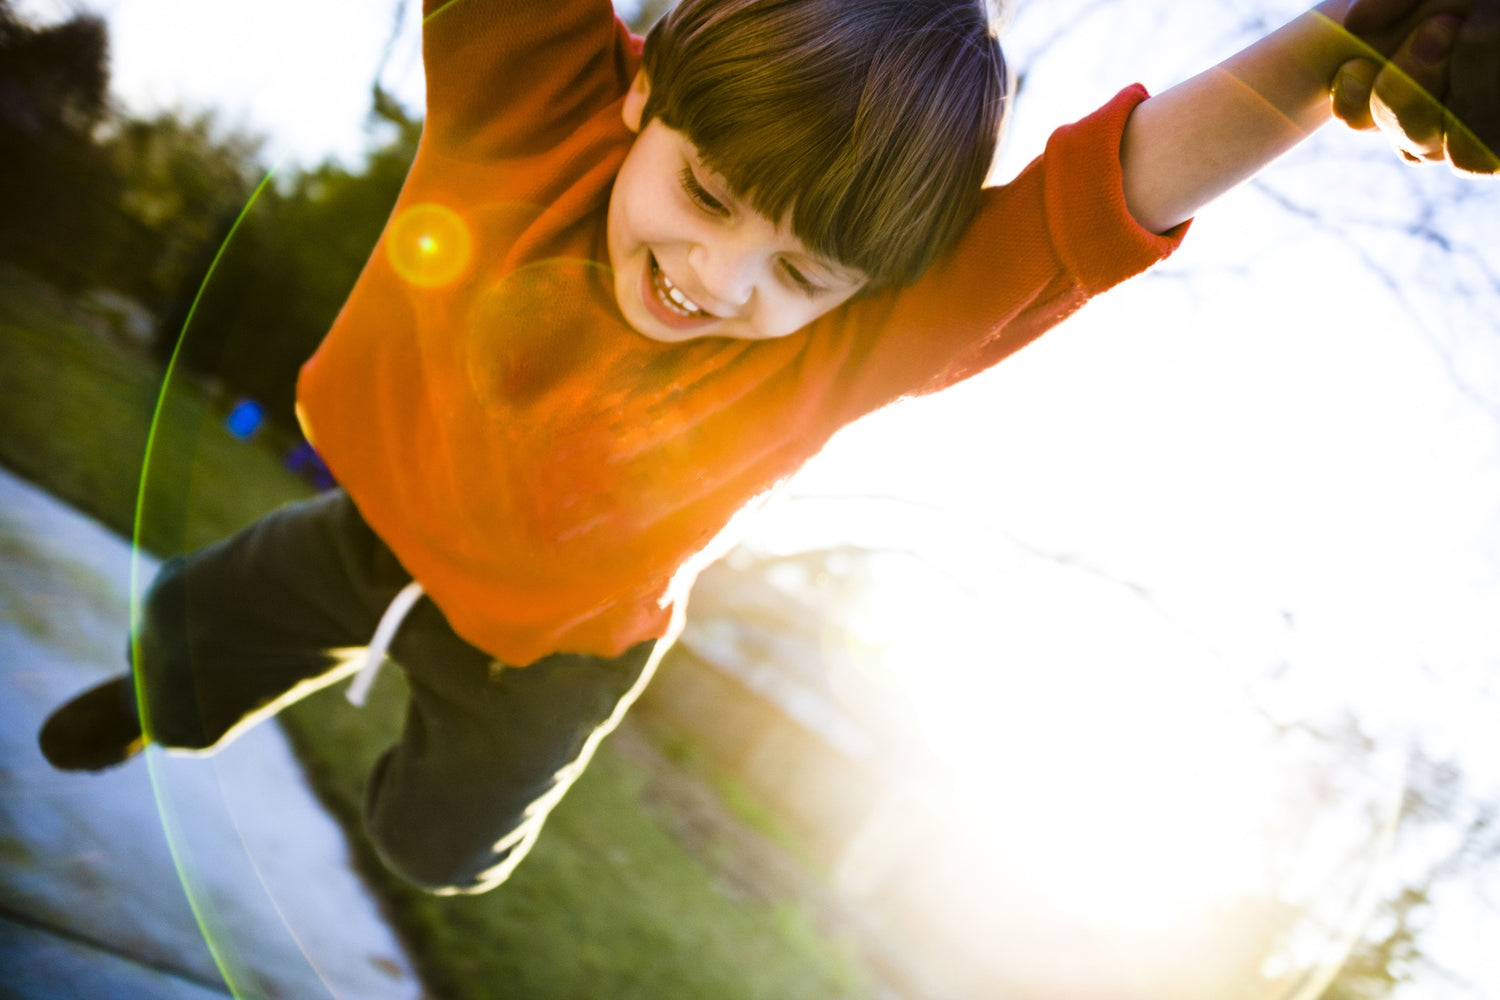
[2,0,1498,997]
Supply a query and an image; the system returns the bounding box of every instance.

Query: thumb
[1332,58,1380,130]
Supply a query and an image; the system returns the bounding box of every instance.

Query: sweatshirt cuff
[1044,83,1189,296]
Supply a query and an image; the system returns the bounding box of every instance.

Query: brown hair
[640,0,1010,290]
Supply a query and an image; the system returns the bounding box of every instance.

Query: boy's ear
[622,70,651,134]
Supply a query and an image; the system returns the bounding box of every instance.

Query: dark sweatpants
[133,489,657,894]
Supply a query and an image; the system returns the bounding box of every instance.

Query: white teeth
[651,257,706,317]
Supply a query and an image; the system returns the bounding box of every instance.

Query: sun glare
[855,559,1276,921]
[796,519,1407,994]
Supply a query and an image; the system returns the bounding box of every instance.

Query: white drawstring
[347,580,425,707]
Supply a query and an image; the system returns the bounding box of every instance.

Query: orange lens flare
[386,203,473,288]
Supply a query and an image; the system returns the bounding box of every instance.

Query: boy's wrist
[1119,1,1407,233]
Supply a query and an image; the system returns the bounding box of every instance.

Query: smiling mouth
[649,253,710,318]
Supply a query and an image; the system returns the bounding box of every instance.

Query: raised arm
[1119,0,1428,233]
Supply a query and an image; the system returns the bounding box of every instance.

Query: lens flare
[386,203,473,288]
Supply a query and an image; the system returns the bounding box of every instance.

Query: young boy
[40,0,1461,894]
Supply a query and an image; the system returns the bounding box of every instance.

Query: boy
[40,0,1463,894]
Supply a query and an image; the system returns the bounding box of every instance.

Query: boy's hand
[1332,0,1500,175]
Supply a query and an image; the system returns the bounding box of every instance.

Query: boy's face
[608,72,868,343]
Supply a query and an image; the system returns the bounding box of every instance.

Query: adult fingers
[1369,14,1460,159]
[1345,0,1429,35]
[1333,59,1381,130]
[1343,0,1473,61]
[1446,127,1500,172]
[1444,0,1500,174]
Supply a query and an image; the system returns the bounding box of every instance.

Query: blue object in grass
[284,441,337,490]
[226,399,264,440]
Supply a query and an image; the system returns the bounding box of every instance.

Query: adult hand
[1332,0,1499,175]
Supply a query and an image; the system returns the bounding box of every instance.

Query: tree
[160,92,420,427]
[0,0,108,134]
[98,110,264,317]
[0,0,117,289]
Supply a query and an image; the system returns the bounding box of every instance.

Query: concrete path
[0,468,424,999]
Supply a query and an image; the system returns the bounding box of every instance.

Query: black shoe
[38,675,146,771]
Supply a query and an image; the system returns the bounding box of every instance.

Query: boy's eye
[679,166,727,216]
[781,261,822,297]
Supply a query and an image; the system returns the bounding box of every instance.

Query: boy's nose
[687,244,756,309]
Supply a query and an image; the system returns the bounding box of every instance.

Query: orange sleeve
[421,0,641,159]
[827,85,1189,414]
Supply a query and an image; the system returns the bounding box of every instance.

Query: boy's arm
[1119,0,1432,233]
[421,0,637,157]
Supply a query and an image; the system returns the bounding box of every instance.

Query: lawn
[0,269,312,555]
[0,269,874,999]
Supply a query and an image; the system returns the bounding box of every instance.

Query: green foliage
[159,103,420,428]
[97,111,264,314]
[0,0,109,132]
[0,0,267,329]
[0,2,120,291]
[1,1,422,432]
[0,272,313,555]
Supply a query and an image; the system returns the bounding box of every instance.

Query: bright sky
[17,0,428,167]
[16,0,1500,993]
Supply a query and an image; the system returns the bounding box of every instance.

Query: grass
[653,726,822,869]
[0,270,313,556]
[1,269,875,999]
[281,673,868,1000]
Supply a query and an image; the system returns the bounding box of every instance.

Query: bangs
[642,0,1008,290]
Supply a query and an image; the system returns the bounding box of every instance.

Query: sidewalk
[0,468,424,999]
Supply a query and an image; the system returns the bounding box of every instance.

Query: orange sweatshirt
[296,0,1187,665]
